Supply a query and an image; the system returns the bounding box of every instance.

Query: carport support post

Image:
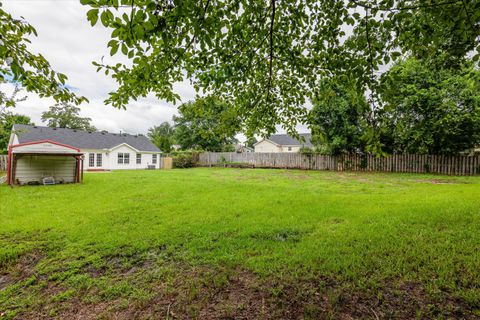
[74,155,83,183]
[81,156,84,182]
[7,146,12,186]
[74,156,79,183]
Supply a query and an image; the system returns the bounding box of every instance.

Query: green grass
[1,168,480,318]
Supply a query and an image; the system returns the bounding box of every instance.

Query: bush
[173,153,195,168]
[299,147,315,155]
[299,146,330,155]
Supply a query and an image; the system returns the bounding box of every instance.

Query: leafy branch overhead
[0,5,87,108]
[81,0,480,136]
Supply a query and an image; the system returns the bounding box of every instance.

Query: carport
[7,140,84,186]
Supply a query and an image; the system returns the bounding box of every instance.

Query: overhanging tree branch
[349,0,463,11]
[266,0,276,103]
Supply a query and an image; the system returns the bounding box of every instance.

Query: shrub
[299,147,314,155]
[173,153,195,168]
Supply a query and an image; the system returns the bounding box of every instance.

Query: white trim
[253,139,305,147]
[8,132,18,147]
[108,142,140,152]
[253,138,280,147]
[253,138,307,148]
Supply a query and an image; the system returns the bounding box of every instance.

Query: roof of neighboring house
[261,133,313,147]
[12,124,161,152]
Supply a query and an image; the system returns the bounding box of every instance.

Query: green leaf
[110,42,119,55]
[87,9,99,26]
[111,0,119,9]
[121,43,128,55]
[391,52,401,61]
[101,11,110,27]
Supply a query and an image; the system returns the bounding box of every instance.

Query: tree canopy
[81,0,480,136]
[0,5,86,109]
[147,122,175,152]
[310,76,369,155]
[0,112,33,154]
[378,58,480,155]
[41,102,96,131]
[173,96,239,151]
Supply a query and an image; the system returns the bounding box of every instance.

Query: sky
[2,0,198,135]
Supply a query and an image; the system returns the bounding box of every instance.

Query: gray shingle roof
[267,133,313,147]
[13,124,161,152]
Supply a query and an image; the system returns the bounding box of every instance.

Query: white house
[8,125,162,178]
[254,133,313,153]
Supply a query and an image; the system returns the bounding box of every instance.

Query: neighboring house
[254,133,313,153]
[9,124,162,172]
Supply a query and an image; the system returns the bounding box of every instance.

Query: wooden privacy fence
[0,155,7,172]
[160,156,173,169]
[198,152,480,176]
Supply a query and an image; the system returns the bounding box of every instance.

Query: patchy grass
[1,168,480,319]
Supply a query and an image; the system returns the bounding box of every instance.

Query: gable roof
[12,124,161,152]
[263,133,313,147]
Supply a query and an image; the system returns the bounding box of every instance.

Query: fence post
[0,155,7,172]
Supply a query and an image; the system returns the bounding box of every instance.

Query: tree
[81,0,480,137]
[245,137,258,149]
[309,76,369,155]
[378,57,480,155]
[0,112,33,154]
[147,122,175,152]
[41,103,96,131]
[173,97,239,151]
[0,5,86,109]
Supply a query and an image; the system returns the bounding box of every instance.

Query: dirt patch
[13,265,478,320]
[3,249,477,320]
[0,250,44,291]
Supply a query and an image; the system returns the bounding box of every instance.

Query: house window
[118,153,124,164]
[89,153,95,167]
[152,154,157,164]
[118,153,130,164]
[96,153,102,167]
[288,147,292,151]
[136,153,141,164]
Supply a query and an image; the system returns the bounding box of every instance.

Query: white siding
[280,146,301,152]
[107,144,161,170]
[254,140,301,153]
[254,140,281,153]
[80,146,161,171]
[9,134,19,146]
[14,155,76,185]
[83,150,107,170]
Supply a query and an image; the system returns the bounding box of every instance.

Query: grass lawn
[1,168,480,319]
